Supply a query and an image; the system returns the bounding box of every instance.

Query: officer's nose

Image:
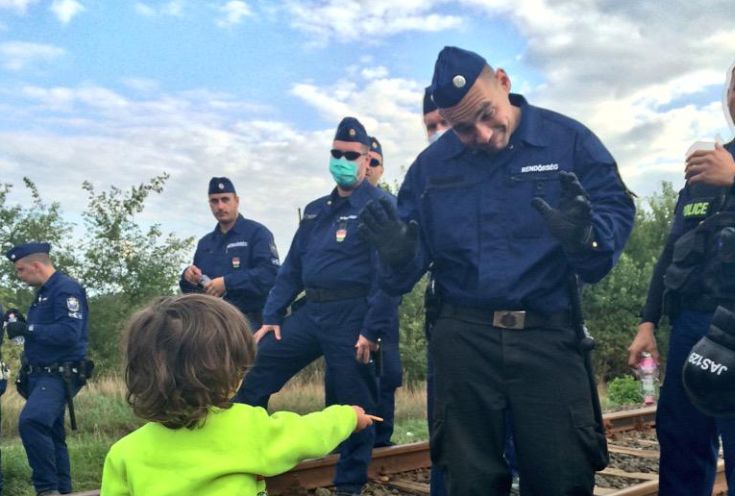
[474,123,494,146]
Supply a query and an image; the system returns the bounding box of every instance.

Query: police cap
[683,305,735,418]
[430,46,487,109]
[423,86,437,115]
[334,117,370,146]
[5,242,51,262]
[369,136,383,158]
[208,177,236,195]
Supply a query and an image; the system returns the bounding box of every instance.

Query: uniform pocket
[508,172,560,239]
[422,181,479,253]
[570,401,608,471]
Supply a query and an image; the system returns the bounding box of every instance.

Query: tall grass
[0,374,429,495]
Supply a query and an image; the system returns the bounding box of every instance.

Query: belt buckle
[493,310,526,330]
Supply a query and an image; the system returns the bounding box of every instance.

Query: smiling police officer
[4,242,89,496]
[180,177,280,330]
[238,117,396,496]
[360,47,635,495]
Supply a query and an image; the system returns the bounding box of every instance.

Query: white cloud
[0,0,38,13]
[134,1,182,17]
[0,41,65,71]
[50,0,84,24]
[285,0,463,44]
[216,0,252,27]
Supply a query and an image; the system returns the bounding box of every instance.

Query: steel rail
[68,405,704,496]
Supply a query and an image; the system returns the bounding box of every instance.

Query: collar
[38,270,62,294]
[212,214,245,237]
[329,180,375,209]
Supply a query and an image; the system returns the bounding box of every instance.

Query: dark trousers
[426,348,447,496]
[19,375,77,494]
[325,340,402,448]
[430,315,598,496]
[657,310,735,496]
[236,298,378,493]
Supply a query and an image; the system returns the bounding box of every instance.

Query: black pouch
[15,366,29,400]
[78,359,95,386]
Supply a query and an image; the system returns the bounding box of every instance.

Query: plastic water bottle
[7,313,24,346]
[639,352,658,405]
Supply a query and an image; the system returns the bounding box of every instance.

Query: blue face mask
[329,157,359,188]
[428,128,448,144]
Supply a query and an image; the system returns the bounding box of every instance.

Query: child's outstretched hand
[351,406,373,432]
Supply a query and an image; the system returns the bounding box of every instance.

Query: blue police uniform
[237,175,397,493]
[6,243,88,495]
[373,47,635,495]
[641,140,735,496]
[180,212,279,330]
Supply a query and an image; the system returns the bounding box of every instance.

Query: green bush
[607,375,643,406]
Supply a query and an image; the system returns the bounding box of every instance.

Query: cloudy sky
[1,0,734,257]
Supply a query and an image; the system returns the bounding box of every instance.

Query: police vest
[664,184,735,307]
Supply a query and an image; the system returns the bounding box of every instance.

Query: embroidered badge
[232,257,240,269]
[336,220,347,243]
[66,297,80,312]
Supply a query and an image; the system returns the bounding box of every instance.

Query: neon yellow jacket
[101,403,357,496]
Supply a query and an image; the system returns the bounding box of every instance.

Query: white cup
[686,140,716,157]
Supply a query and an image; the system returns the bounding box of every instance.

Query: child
[101,294,372,496]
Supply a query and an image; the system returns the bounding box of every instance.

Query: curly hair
[123,293,256,429]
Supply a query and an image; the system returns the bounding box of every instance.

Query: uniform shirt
[180,214,279,315]
[25,271,88,365]
[382,94,635,314]
[101,403,356,496]
[263,180,397,342]
[640,140,735,325]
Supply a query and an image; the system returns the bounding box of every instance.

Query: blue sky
[0,0,734,256]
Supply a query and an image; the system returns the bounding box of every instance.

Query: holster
[424,276,442,339]
[15,365,29,400]
[568,274,609,471]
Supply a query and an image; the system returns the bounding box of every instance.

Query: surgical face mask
[329,157,359,188]
[428,128,448,144]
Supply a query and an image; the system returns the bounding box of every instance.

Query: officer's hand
[183,265,203,285]
[627,322,659,368]
[532,171,593,251]
[359,198,418,268]
[3,308,26,324]
[685,143,735,187]
[355,334,378,364]
[204,277,226,297]
[253,324,281,344]
[6,320,29,339]
[351,405,374,432]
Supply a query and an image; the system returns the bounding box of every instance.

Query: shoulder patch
[67,297,80,312]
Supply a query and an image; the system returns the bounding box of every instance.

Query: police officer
[360,47,635,495]
[627,62,735,496]
[423,86,450,144]
[0,303,7,496]
[362,136,403,447]
[237,117,395,495]
[180,177,279,330]
[4,243,89,496]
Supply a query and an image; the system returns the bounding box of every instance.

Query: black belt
[25,361,86,375]
[440,304,572,330]
[304,286,369,302]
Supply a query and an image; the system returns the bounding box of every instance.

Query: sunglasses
[330,149,366,161]
[369,158,382,167]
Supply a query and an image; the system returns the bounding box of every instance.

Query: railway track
[68,406,727,495]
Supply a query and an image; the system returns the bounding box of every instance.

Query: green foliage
[398,276,429,385]
[584,182,677,381]
[607,375,644,406]
[0,174,193,373]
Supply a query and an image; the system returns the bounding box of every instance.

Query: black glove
[683,306,735,418]
[531,170,593,252]
[359,198,418,268]
[6,320,30,339]
[3,308,26,324]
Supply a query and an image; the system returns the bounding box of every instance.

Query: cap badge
[452,75,466,88]
[372,141,377,148]
[218,183,225,190]
[349,128,356,137]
